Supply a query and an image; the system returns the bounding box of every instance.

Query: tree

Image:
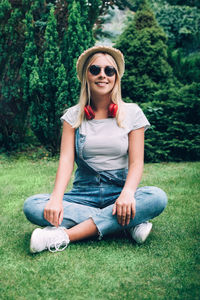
[155,4,200,53]
[143,83,200,162]
[62,0,98,108]
[166,0,200,8]
[152,2,200,84]
[0,0,29,151]
[0,0,124,153]
[115,0,175,104]
[27,7,68,154]
[115,0,200,162]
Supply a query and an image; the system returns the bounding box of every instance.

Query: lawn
[0,158,199,300]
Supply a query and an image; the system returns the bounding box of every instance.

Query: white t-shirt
[61,103,150,171]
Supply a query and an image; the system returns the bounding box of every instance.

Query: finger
[112,203,116,215]
[59,209,63,226]
[48,209,55,226]
[126,206,131,225]
[121,206,127,227]
[44,204,50,222]
[52,211,59,227]
[44,209,51,223]
[117,205,122,225]
[131,202,136,219]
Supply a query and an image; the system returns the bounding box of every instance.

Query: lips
[95,82,108,86]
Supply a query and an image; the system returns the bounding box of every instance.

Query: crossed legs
[24,186,167,248]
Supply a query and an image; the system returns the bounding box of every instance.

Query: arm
[112,127,145,226]
[44,121,75,227]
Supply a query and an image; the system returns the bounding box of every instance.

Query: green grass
[0,158,199,300]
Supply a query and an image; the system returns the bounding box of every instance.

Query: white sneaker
[130,222,152,244]
[30,226,70,253]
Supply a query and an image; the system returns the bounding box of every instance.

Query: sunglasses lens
[105,66,116,77]
[89,65,100,75]
[89,65,116,77]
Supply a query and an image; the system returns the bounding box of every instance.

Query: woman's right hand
[44,199,63,227]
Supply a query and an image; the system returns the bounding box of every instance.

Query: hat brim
[76,45,125,81]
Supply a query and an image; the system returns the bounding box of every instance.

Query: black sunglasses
[89,65,117,77]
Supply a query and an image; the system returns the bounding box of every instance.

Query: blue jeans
[24,129,167,238]
[23,184,167,239]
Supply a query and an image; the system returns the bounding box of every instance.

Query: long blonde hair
[73,52,125,128]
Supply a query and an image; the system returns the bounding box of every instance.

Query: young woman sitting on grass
[23,45,167,253]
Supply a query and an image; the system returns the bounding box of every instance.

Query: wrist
[122,187,136,195]
[50,193,63,203]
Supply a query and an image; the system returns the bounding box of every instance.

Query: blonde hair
[73,52,125,128]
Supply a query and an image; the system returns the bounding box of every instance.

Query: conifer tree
[20,9,37,107]
[0,0,29,151]
[116,0,200,162]
[115,0,175,104]
[62,0,100,106]
[29,7,68,154]
[1,0,120,153]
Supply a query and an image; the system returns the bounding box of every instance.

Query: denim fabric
[74,128,128,187]
[24,186,167,238]
[23,128,168,238]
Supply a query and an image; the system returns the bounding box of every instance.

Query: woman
[24,45,167,253]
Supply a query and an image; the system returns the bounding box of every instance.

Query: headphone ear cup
[84,105,95,120]
[108,103,118,118]
[84,103,117,120]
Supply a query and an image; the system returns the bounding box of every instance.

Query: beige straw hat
[76,45,125,81]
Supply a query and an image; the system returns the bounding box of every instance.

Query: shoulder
[123,102,141,115]
[65,104,80,115]
[60,104,80,126]
[122,102,150,131]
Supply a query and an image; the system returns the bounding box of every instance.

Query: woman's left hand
[112,189,136,226]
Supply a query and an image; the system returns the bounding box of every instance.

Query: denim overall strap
[75,128,97,175]
[75,128,127,187]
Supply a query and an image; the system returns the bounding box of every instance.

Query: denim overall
[23,129,168,238]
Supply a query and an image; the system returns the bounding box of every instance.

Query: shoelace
[48,239,68,253]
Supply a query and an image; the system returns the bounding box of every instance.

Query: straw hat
[76,45,125,81]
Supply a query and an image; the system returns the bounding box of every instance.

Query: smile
[95,82,108,86]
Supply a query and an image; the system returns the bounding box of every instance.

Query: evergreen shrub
[116,0,200,162]
[0,0,101,154]
[0,0,29,151]
[142,83,200,162]
[116,4,174,104]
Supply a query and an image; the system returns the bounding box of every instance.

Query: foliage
[148,0,200,87]
[62,0,97,108]
[115,0,175,104]
[0,0,29,151]
[166,0,200,8]
[151,1,200,84]
[0,0,121,153]
[116,0,200,162]
[25,1,100,154]
[26,8,68,154]
[142,83,200,162]
[168,48,200,84]
[155,4,200,53]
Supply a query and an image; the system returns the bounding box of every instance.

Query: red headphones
[84,103,118,120]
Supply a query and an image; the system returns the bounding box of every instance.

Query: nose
[98,67,106,78]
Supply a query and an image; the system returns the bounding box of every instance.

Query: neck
[90,93,111,111]
[89,93,112,119]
